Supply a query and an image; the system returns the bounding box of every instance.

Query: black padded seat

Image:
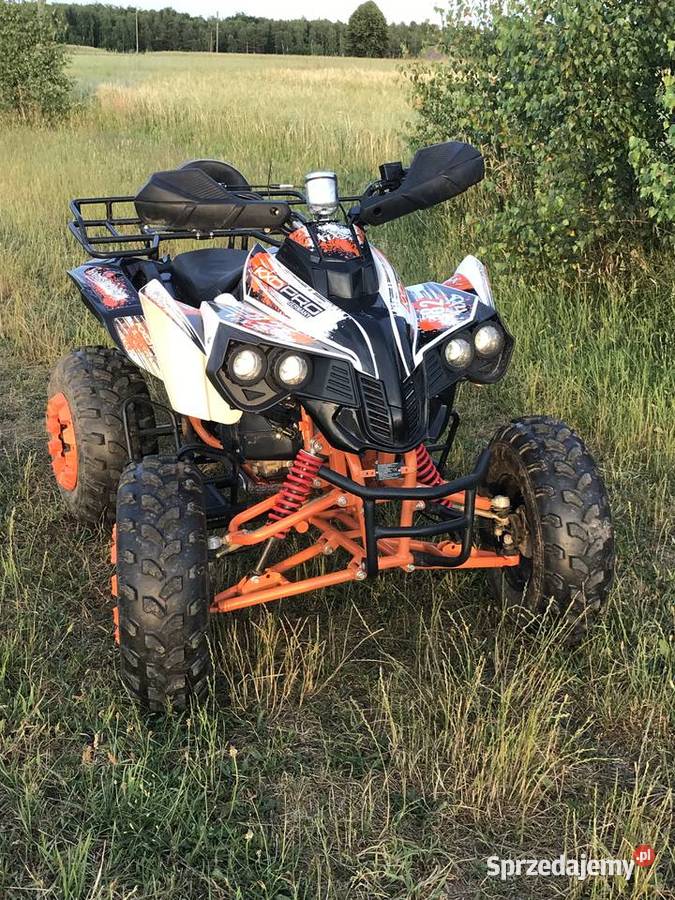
[170,247,248,306]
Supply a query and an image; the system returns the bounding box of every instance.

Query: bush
[347,2,388,58]
[629,40,675,233]
[406,0,673,266]
[0,0,72,122]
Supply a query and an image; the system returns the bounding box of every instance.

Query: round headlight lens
[474,323,505,358]
[229,346,266,383]
[275,352,310,387]
[444,337,474,369]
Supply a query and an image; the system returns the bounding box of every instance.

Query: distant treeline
[51,3,438,58]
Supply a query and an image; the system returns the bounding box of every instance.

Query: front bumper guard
[317,448,492,576]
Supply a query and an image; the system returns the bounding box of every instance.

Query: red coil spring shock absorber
[267,450,323,538]
[415,444,454,508]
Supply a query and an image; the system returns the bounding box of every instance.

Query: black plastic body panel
[276,222,380,307]
[135,168,291,231]
[68,261,146,357]
[206,313,430,453]
[356,141,484,226]
[69,261,141,322]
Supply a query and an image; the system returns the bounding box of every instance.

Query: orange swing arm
[211,413,518,614]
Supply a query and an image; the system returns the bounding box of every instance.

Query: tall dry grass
[0,49,673,899]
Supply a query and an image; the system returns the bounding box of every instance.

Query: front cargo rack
[69,187,306,260]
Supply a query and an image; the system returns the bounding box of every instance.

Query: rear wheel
[114,456,212,710]
[483,416,614,639]
[46,346,156,523]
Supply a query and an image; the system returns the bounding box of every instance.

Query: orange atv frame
[197,411,519,615]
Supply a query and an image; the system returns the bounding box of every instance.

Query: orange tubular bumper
[211,433,519,615]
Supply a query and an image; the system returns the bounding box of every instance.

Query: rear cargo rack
[69,187,306,260]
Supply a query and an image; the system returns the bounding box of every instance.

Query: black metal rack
[68,186,307,260]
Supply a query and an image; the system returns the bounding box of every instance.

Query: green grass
[0,49,673,898]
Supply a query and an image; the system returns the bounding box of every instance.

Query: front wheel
[114,456,212,710]
[46,346,157,524]
[483,416,614,639]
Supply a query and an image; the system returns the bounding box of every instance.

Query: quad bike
[47,144,614,709]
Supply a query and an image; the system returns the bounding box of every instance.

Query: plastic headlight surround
[437,321,512,387]
[227,345,267,385]
[273,351,312,389]
[443,336,474,369]
[473,323,505,358]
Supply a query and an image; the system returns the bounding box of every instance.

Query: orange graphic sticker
[407,282,475,333]
[443,272,474,292]
[288,227,313,249]
[84,267,134,309]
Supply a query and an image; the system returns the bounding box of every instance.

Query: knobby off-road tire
[484,416,614,639]
[46,346,157,524]
[115,456,212,710]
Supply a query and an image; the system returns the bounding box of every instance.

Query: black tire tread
[47,346,156,523]
[487,415,614,627]
[115,456,211,710]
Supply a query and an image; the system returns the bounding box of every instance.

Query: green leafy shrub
[0,0,72,122]
[629,41,675,233]
[406,0,673,266]
[347,2,388,58]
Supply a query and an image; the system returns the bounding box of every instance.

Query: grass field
[0,49,673,898]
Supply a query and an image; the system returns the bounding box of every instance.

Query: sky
[55,0,446,26]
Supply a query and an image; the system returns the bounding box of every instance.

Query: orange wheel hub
[46,392,78,491]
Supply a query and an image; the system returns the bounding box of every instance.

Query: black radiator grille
[358,374,393,444]
[324,359,357,406]
[402,373,420,432]
[424,350,447,396]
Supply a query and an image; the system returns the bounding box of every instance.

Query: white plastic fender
[139,279,241,425]
[454,254,494,308]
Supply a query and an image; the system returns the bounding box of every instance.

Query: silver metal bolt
[414,500,425,511]
[355,567,367,581]
[250,574,260,584]
[310,439,323,455]
[491,494,511,512]
[323,544,335,556]
[405,563,415,573]
[313,478,323,489]
[337,495,348,508]
[207,535,223,550]
[502,533,514,546]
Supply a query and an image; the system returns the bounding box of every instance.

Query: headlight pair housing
[443,322,505,371]
[226,344,312,391]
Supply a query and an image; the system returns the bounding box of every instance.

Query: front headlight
[474,323,505,358]
[227,346,266,384]
[274,352,312,388]
[443,337,474,369]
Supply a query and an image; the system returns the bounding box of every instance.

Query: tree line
[50,2,438,58]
